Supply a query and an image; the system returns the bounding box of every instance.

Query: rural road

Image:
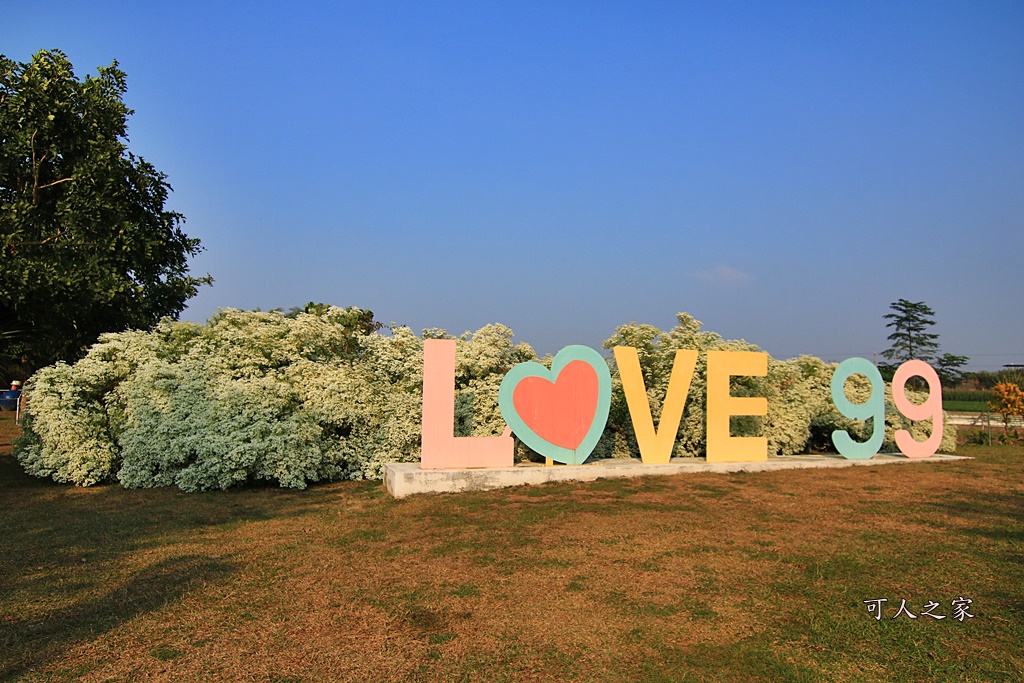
[946,411,1023,427]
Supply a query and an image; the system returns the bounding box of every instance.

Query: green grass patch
[449,583,479,598]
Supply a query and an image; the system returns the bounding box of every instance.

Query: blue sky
[4,1,1022,370]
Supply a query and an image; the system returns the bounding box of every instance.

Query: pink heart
[511,360,599,450]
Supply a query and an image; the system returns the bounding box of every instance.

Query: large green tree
[1,49,210,373]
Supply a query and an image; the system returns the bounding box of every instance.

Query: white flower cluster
[15,309,954,491]
[600,313,956,458]
[15,309,534,490]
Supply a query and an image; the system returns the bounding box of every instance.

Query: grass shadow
[0,553,236,680]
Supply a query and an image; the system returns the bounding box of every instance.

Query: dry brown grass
[1,414,1022,682]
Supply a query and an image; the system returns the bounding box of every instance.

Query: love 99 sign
[830,358,944,459]
[421,340,948,472]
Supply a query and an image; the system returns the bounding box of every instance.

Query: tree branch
[28,131,72,199]
[31,129,40,204]
[36,177,74,191]
[8,228,70,249]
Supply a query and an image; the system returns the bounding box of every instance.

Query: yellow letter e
[705,350,768,463]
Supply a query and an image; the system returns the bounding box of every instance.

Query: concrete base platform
[383,453,970,498]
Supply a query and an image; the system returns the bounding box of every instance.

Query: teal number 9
[830,357,885,459]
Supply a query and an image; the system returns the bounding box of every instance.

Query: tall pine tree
[882,299,940,365]
[880,299,968,386]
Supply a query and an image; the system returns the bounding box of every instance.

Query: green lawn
[1,422,1022,682]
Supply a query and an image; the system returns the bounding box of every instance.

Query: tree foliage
[880,299,968,386]
[989,382,1024,432]
[962,368,1024,391]
[882,299,940,365]
[934,352,969,387]
[0,49,210,373]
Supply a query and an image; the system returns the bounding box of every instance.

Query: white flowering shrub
[14,330,159,485]
[600,313,955,458]
[15,309,954,491]
[15,309,535,490]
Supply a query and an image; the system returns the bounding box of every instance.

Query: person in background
[0,381,21,411]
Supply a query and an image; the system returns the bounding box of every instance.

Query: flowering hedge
[14,309,955,491]
[15,308,534,490]
[598,313,956,459]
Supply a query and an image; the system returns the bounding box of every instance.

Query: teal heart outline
[498,345,611,465]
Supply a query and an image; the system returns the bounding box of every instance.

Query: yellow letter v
[613,347,698,464]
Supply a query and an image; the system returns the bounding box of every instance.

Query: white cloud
[689,265,754,286]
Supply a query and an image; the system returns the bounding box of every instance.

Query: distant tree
[0,49,210,373]
[935,353,969,387]
[961,369,1024,391]
[879,299,969,388]
[882,299,940,366]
